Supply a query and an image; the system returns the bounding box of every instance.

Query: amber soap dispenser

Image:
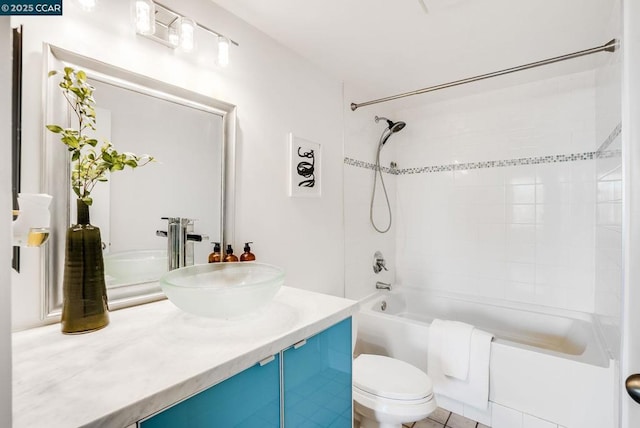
[240,242,256,261]
[208,242,221,263]
[223,244,239,262]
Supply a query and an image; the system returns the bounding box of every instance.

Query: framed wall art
[288,133,321,197]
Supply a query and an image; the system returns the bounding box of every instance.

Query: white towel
[441,320,475,380]
[427,319,494,410]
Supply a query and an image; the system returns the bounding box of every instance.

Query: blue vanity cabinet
[282,317,352,428]
[140,354,281,428]
[138,317,352,428]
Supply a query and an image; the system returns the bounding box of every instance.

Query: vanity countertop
[12,286,358,428]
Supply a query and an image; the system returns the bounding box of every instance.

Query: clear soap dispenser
[240,242,255,262]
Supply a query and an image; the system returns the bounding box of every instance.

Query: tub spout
[376,281,392,291]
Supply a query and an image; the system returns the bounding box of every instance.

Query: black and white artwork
[289,133,321,197]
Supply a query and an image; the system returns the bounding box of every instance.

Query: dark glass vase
[61,199,109,334]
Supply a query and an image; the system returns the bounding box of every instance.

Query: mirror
[42,44,236,319]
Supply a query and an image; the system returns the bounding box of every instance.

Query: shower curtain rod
[350,38,618,111]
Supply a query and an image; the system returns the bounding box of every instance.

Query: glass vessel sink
[104,249,168,289]
[160,262,285,318]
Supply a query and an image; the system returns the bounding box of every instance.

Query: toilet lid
[353,354,433,401]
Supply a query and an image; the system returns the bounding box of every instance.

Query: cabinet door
[282,317,352,428]
[140,354,280,428]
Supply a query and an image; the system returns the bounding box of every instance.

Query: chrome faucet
[376,281,392,291]
[156,217,209,271]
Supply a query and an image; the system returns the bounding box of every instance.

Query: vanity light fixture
[217,36,230,67]
[133,1,239,66]
[133,0,156,36]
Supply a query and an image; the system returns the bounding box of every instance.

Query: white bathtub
[355,289,616,428]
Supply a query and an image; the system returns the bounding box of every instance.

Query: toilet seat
[353,354,433,401]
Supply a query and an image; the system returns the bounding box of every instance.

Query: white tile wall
[595,134,622,359]
[463,403,492,426]
[593,0,623,364]
[595,20,623,368]
[492,403,523,428]
[435,398,591,428]
[389,70,598,312]
[343,161,396,300]
[523,414,557,428]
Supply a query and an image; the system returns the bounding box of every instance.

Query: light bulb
[217,36,230,67]
[133,0,156,36]
[168,20,180,47]
[76,0,97,11]
[179,17,196,52]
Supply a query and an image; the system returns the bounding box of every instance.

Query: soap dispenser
[208,242,221,263]
[240,242,256,262]
[223,244,239,262]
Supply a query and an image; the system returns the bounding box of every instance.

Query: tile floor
[402,407,489,428]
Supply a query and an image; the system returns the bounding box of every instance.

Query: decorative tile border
[397,152,597,175]
[344,124,623,175]
[344,152,597,175]
[343,157,397,174]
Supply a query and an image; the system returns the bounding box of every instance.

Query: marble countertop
[12,286,358,428]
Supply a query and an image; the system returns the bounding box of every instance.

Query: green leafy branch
[46,67,154,206]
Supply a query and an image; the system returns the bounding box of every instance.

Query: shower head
[389,121,406,133]
[375,115,406,133]
[375,115,406,145]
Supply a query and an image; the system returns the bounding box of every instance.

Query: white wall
[0,16,13,428]
[11,0,345,330]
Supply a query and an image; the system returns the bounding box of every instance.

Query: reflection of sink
[160,262,284,318]
[104,250,168,288]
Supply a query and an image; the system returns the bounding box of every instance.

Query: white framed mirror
[41,44,236,319]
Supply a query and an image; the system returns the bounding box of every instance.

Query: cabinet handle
[293,339,307,349]
[258,355,276,366]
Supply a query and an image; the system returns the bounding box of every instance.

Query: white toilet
[353,354,437,428]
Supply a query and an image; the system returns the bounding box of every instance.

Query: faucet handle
[373,250,388,274]
[186,233,209,242]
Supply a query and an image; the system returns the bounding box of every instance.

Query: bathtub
[355,289,616,428]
